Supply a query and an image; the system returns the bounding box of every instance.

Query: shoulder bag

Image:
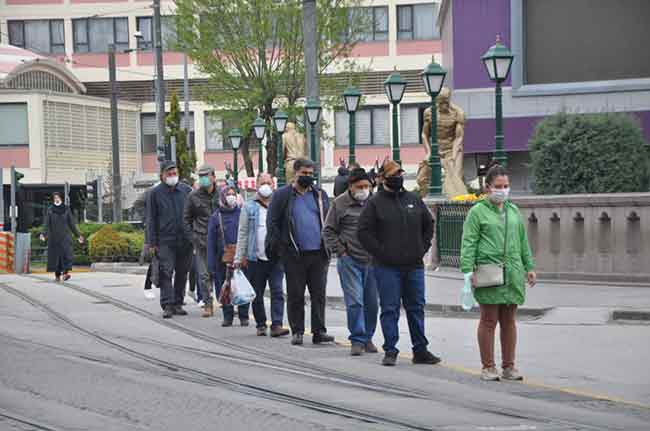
[474,207,508,288]
[219,211,237,264]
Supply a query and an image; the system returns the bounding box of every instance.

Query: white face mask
[353,189,370,201]
[258,184,273,198]
[54,200,62,206]
[165,175,179,187]
[489,187,510,203]
[225,195,238,207]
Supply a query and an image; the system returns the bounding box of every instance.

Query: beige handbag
[474,209,508,288]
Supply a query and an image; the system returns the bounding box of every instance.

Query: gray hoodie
[322,191,370,264]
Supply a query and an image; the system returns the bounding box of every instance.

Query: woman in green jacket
[460,164,536,382]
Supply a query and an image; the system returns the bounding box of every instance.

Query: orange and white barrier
[0,232,15,274]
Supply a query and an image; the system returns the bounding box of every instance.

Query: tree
[175,0,368,177]
[529,112,649,194]
[166,91,197,183]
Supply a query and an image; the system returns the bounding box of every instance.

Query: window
[397,3,440,40]
[350,7,388,42]
[141,113,194,153]
[335,106,389,147]
[205,113,243,151]
[0,104,29,147]
[400,105,428,146]
[8,20,65,54]
[73,18,129,53]
[136,16,178,51]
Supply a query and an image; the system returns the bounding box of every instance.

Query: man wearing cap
[146,161,193,318]
[323,168,378,356]
[184,164,220,317]
[358,160,439,366]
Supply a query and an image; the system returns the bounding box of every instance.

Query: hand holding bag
[474,208,508,288]
[231,269,257,306]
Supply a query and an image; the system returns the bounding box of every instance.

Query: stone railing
[427,193,650,283]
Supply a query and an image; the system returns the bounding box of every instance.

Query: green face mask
[198,176,211,189]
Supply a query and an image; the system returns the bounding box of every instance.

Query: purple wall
[452,0,511,90]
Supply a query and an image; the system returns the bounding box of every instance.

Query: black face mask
[297,175,314,188]
[384,175,404,191]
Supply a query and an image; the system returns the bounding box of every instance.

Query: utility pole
[108,44,123,223]
[0,167,4,232]
[10,165,17,238]
[97,175,104,223]
[302,0,320,170]
[183,53,190,136]
[153,0,167,163]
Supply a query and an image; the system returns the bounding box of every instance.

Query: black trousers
[158,242,193,309]
[284,251,328,335]
[144,264,153,290]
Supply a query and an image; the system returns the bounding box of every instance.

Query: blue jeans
[336,256,379,345]
[248,260,285,328]
[374,266,428,354]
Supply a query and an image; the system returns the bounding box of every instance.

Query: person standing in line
[323,168,378,356]
[234,173,290,337]
[146,161,193,318]
[266,158,334,346]
[460,163,536,381]
[136,180,159,300]
[358,160,439,366]
[40,192,84,282]
[208,185,250,327]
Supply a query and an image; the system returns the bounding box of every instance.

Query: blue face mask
[198,176,211,189]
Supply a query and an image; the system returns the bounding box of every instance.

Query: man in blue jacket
[146,161,193,318]
[266,158,334,346]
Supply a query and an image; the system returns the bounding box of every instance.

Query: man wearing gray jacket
[322,168,378,356]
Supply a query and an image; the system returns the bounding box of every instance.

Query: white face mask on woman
[489,187,510,204]
[225,195,238,207]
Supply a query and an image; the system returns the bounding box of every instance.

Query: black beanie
[348,167,369,185]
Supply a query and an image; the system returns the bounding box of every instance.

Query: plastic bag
[461,272,477,311]
[231,269,256,306]
[218,277,232,305]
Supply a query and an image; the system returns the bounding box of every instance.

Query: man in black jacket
[146,161,193,318]
[358,160,440,366]
[266,158,334,346]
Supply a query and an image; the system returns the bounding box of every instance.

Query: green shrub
[88,225,129,262]
[529,112,649,194]
[111,223,139,234]
[120,231,145,260]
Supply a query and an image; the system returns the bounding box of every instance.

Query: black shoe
[291,334,304,345]
[312,333,335,344]
[162,306,174,319]
[382,352,398,366]
[256,327,267,336]
[412,350,441,365]
[221,320,233,327]
[240,319,250,327]
[173,305,188,316]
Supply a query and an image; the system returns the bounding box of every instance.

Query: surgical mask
[384,176,403,191]
[489,187,510,204]
[165,175,179,187]
[225,195,238,207]
[352,189,370,201]
[297,175,314,189]
[198,176,211,189]
[258,184,273,198]
[54,200,62,206]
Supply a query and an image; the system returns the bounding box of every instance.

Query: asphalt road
[1,272,649,431]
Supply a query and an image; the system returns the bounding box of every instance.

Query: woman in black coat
[40,192,84,282]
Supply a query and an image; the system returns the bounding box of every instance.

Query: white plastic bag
[231,269,256,306]
[461,272,477,311]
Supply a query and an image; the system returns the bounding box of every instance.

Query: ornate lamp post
[304,98,322,185]
[273,110,289,186]
[228,128,242,184]
[481,35,514,168]
[420,60,447,197]
[384,72,407,165]
[252,116,267,174]
[342,86,362,165]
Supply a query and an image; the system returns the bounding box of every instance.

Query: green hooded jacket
[460,199,535,305]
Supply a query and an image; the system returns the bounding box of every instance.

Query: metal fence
[436,202,473,268]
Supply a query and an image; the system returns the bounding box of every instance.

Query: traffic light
[86,180,99,221]
[86,180,98,201]
[13,170,24,189]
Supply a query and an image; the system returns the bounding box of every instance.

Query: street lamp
[481,35,514,168]
[384,72,407,164]
[273,110,289,187]
[229,128,242,184]
[304,98,322,184]
[252,117,267,174]
[421,60,447,197]
[343,86,362,165]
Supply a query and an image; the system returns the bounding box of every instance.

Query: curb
[612,310,650,321]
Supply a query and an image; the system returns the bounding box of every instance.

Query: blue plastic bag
[461,272,476,311]
[231,269,256,306]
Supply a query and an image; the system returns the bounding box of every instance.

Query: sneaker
[365,341,378,353]
[62,273,71,281]
[291,334,304,345]
[350,344,364,356]
[502,367,523,381]
[240,319,250,327]
[270,326,290,337]
[382,352,398,366]
[221,320,233,327]
[412,350,441,365]
[481,367,501,381]
[197,300,205,308]
[312,333,335,344]
[162,306,174,319]
[256,327,267,336]
[144,290,156,300]
[173,305,188,316]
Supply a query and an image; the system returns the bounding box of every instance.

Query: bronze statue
[416,87,468,198]
[282,122,307,184]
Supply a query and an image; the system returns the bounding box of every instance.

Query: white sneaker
[144,290,156,300]
[502,367,523,381]
[197,300,205,308]
[481,367,500,381]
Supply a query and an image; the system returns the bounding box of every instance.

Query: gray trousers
[195,245,214,305]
